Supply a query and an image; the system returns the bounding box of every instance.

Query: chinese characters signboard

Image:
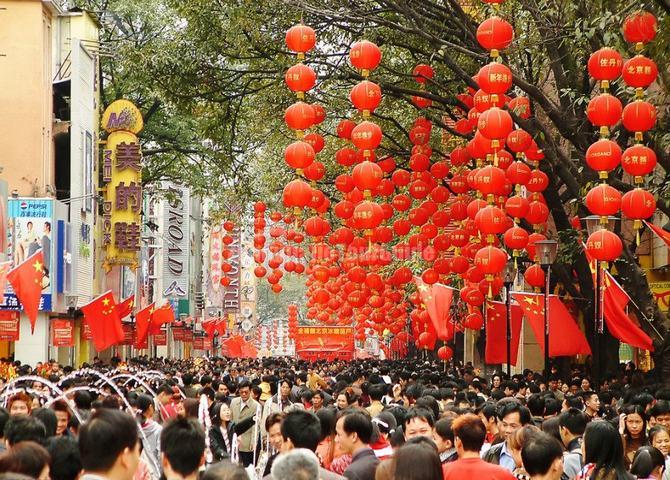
[0,311,19,341]
[101,100,144,271]
[51,319,74,347]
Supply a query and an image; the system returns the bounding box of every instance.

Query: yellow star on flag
[524,296,537,306]
[102,298,110,306]
[32,260,43,272]
[418,285,429,292]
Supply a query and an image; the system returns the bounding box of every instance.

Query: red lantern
[586,94,623,128]
[336,147,357,167]
[312,104,326,125]
[352,160,384,192]
[351,121,383,151]
[585,139,622,176]
[284,141,315,170]
[621,144,657,178]
[474,246,508,275]
[476,16,514,52]
[464,312,484,330]
[350,40,382,72]
[303,161,325,181]
[285,24,316,54]
[285,63,316,94]
[437,346,453,361]
[352,201,384,231]
[525,170,549,193]
[409,125,431,145]
[350,80,382,114]
[585,230,623,262]
[475,206,508,236]
[621,188,656,221]
[422,268,439,285]
[477,107,513,140]
[503,226,529,251]
[622,56,658,89]
[461,286,485,307]
[587,48,623,81]
[506,129,533,153]
[477,62,513,95]
[337,119,356,139]
[526,232,547,261]
[303,132,325,153]
[622,100,657,133]
[413,64,434,84]
[506,161,531,186]
[508,96,531,119]
[284,102,315,131]
[474,165,506,196]
[525,201,549,225]
[524,264,545,289]
[450,146,471,167]
[282,179,312,208]
[622,11,658,45]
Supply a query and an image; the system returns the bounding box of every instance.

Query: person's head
[432,417,454,454]
[5,415,46,446]
[31,408,57,438]
[650,400,670,429]
[393,441,442,480]
[372,411,397,439]
[509,425,542,468]
[279,380,292,399]
[403,407,434,440]
[623,403,647,439]
[527,394,545,418]
[521,432,564,480]
[312,391,324,409]
[46,436,82,480]
[216,382,230,397]
[336,392,349,410]
[650,425,670,457]
[477,403,498,433]
[50,401,71,436]
[580,377,591,392]
[156,384,174,406]
[8,393,32,416]
[219,402,232,424]
[238,380,251,402]
[78,408,140,480]
[557,408,587,447]
[135,394,155,421]
[582,391,600,414]
[280,410,321,452]
[265,413,284,451]
[497,402,531,442]
[270,448,319,480]
[160,417,206,478]
[452,413,487,454]
[630,446,666,480]
[582,421,627,477]
[0,441,50,480]
[336,411,373,454]
[200,460,248,480]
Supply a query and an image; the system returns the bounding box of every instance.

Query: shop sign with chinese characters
[101,100,144,271]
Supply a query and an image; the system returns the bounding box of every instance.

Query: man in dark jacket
[483,401,531,471]
[336,411,379,480]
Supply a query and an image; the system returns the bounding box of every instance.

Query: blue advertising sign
[2,198,53,311]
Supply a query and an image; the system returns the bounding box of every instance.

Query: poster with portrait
[2,198,53,311]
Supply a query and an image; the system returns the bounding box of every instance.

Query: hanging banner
[121,323,134,345]
[0,311,19,341]
[153,330,167,346]
[193,336,204,350]
[81,321,92,340]
[3,198,54,311]
[162,183,190,297]
[51,319,74,347]
[182,328,193,343]
[295,326,354,361]
[101,100,144,271]
[172,327,184,341]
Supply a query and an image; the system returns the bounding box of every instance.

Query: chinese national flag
[414,277,454,340]
[202,317,227,338]
[149,303,174,335]
[645,221,670,248]
[0,261,11,302]
[223,335,245,357]
[485,300,523,365]
[134,303,154,348]
[81,291,124,351]
[6,250,45,333]
[512,293,591,356]
[116,295,135,319]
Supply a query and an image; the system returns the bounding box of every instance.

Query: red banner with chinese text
[0,311,19,341]
[153,330,167,346]
[81,321,92,340]
[51,319,74,347]
[121,323,134,345]
[295,326,354,361]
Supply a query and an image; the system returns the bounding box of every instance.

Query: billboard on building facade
[162,183,190,298]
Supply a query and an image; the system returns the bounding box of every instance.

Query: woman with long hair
[209,401,256,462]
[136,394,162,479]
[0,441,50,480]
[620,404,649,467]
[576,421,634,480]
[649,425,670,473]
[630,446,666,480]
[508,425,542,480]
[315,407,343,470]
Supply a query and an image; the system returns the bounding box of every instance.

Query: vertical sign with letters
[162,183,190,297]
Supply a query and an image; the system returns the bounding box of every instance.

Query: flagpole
[544,264,550,379]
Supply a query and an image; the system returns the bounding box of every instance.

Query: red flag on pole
[645,221,670,248]
[80,291,124,351]
[6,250,45,332]
[414,277,454,340]
[484,300,523,365]
[116,295,135,319]
[0,261,11,301]
[134,303,154,348]
[150,303,174,334]
[583,244,654,351]
[512,293,591,356]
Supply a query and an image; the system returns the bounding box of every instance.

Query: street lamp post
[535,240,558,379]
[503,261,516,377]
[583,215,618,389]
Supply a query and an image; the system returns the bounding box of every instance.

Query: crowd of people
[0,355,665,480]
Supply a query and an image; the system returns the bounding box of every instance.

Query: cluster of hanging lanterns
[218,220,237,287]
[584,10,658,263]
[287,304,298,341]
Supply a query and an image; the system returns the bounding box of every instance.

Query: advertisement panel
[162,183,190,298]
[153,330,167,346]
[0,180,7,260]
[295,326,355,361]
[51,319,74,347]
[0,311,19,341]
[2,198,53,311]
